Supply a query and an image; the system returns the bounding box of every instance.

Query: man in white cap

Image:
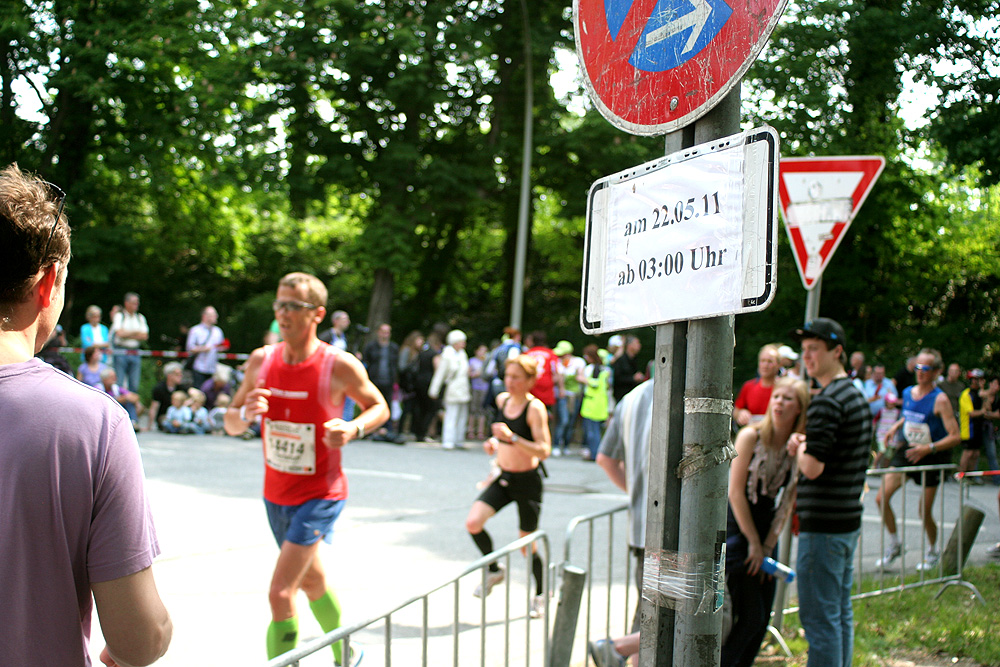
[777,344,801,379]
[607,334,624,363]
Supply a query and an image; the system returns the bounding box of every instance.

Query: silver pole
[548,566,587,667]
[639,86,740,667]
[637,115,697,667]
[509,0,533,330]
[804,275,822,321]
[670,86,740,667]
[638,321,688,664]
[671,312,736,667]
[771,273,821,632]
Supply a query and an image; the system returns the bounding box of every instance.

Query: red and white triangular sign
[778,156,885,290]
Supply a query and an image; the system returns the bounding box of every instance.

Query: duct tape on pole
[574,0,789,136]
[580,126,779,333]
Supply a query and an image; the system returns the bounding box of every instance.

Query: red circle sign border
[574,0,788,135]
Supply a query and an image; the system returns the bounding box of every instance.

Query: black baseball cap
[788,317,846,349]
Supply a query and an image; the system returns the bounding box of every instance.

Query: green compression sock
[266,616,299,660]
[310,589,343,663]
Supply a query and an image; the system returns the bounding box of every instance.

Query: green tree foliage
[2,0,997,380]
[735,0,1000,376]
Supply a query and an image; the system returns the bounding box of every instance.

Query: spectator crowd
[29,282,1000,667]
[12,160,1000,667]
[38,295,1000,481]
[28,292,1000,667]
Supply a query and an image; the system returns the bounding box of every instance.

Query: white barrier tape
[57,346,251,361]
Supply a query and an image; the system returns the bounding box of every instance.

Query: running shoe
[916,550,940,572]
[530,595,545,619]
[987,543,1000,558]
[589,639,626,667]
[472,566,505,598]
[875,543,902,569]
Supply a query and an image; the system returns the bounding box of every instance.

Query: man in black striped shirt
[787,318,872,667]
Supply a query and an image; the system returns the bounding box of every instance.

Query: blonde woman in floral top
[723,376,810,667]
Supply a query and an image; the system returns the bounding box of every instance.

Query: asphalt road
[85,432,1000,666]
[87,432,628,666]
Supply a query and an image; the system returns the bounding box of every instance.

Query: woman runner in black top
[465,355,551,617]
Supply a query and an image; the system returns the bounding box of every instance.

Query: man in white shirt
[111,291,149,392]
[186,305,227,387]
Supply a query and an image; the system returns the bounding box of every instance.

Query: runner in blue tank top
[875,348,960,572]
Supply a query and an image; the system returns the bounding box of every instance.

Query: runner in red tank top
[226,272,388,665]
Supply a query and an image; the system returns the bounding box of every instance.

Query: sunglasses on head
[39,181,67,258]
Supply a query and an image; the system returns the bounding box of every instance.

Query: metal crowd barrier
[560,503,631,667]
[264,531,551,667]
[556,465,987,664]
[262,463,989,667]
[779,462,984,621]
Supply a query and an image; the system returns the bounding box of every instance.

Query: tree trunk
[366,267,394,335]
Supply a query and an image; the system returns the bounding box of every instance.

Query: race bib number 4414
[264,419,317,475]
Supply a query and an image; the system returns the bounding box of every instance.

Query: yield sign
[778,156,886,290]
[574,0,787,135]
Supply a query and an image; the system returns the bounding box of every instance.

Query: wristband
[239,406,248,422]
[929,443,937,454]
[510,434,519,444]
[356,422,365,440]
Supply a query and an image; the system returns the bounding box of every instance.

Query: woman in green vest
[579,344,611,460]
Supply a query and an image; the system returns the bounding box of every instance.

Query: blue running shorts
[265,498,346,546]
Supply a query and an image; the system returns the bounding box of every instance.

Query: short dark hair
[0,164,70,311]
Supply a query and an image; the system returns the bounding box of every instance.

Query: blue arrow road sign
[605,0,733,72]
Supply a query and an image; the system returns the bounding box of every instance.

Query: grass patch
[768,565,1000,666]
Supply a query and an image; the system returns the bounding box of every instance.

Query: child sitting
[208,393,231,435]
[163,390,196,434]
[189,389,211,435]
[100,367,144,429]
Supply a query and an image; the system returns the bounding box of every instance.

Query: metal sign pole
[638,321,688,662]
[770,275,821,633]
[639,86,740,667]
[804,276,822,322]
[635,105,697,667]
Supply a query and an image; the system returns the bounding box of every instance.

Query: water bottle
[760,557,795,582]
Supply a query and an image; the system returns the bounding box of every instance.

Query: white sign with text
[580,127,779,334]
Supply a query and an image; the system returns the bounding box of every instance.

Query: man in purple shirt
[0,164,171,666]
